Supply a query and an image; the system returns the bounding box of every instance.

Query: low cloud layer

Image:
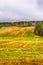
[0,0,43,21]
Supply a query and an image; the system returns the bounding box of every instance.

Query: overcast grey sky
[0,0,43,21]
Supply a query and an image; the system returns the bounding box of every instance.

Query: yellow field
[0,26,43,65]
[0,26,34,36]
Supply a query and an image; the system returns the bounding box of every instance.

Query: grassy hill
[0,26,43,65]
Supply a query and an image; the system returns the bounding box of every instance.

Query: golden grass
[0,26,34,36]
[0,57,43,65]
[0,26,43,65]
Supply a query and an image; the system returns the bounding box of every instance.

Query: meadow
[0,26,43,65]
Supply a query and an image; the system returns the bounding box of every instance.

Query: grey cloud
[0,0,43,21]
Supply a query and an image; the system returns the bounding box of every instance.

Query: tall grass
[0,26,43,65]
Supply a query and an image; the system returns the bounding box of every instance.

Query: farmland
[0,26,43,65]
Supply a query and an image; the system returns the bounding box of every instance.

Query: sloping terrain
[0,26,43,65]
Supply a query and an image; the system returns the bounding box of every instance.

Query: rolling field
[0,26,43,65]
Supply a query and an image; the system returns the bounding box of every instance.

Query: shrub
[38,27,43,36]
[34,22,43,36]
[23,30,33,37]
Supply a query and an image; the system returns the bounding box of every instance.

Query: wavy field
[0,26,43,65]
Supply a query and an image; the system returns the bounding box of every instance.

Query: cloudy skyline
[0,0,43,21]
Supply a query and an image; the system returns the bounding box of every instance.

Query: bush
[34,22,43,36]
[38,27,43,36]
[23,30,33,37]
